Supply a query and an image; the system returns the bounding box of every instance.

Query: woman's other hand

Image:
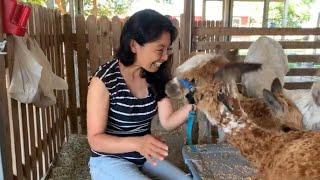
[136,134,168,165]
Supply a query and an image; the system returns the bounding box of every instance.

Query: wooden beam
[282,0,289,27]
[194,27,320,36]
[286,68,319,76]
[183,0,195,55]
[284,82,313,89]
[238,55,320,63]
[262,0,270,27]
[202,0,206,21]
[195,41,320,50]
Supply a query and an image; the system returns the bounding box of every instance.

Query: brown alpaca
[166,53,303,132]
[166,53,319,179]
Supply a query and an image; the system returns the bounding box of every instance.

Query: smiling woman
[86,9,193,180]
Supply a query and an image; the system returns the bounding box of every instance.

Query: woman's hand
[136,134,168,165]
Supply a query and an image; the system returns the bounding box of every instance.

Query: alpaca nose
[165,81,181,98]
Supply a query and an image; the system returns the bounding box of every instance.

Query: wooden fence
[0,6,68,180]
[192,24,320,89]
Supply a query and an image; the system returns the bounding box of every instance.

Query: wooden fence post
[64,14,78,134]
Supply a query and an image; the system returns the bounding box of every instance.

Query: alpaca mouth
[217,91,234,112]
[178,79,196,104]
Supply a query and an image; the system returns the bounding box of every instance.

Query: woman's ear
[130,39,138,53]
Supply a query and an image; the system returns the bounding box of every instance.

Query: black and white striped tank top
[90,59,158,166]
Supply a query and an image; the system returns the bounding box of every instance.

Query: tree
[269,0,315,28]
[83,0,133,17]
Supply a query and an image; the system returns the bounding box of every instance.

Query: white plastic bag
[28,37,68,107]
[9,36,42,103]
[9,35,68,107]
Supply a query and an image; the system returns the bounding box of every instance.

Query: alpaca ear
[214,63,262,81]
[271,78,283,94]
[263,89,284,114]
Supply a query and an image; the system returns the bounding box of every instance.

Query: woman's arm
[157,97,194,131]
[87,77,168,163]
[87,77,138,153]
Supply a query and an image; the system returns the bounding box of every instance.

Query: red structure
[1,0,31,36]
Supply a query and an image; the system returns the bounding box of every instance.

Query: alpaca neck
[226,124,277,169]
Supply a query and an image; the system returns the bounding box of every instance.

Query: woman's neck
[119,61,142,80]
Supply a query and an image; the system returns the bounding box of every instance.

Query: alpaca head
[262,78,303,131]
[165,53,261,131]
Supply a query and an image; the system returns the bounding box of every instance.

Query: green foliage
[22,0,46,6]
[269,0,315,27]
[84,0,133,17]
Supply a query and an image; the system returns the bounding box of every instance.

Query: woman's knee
[89,156,150,180]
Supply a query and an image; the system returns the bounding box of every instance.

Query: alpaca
[242,36,320,130]
[166,54,320,179]
[284,80,320,130]
[242,36,289,98]
[166,53,302,131]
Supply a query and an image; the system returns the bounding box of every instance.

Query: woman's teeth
[153,62,162,67]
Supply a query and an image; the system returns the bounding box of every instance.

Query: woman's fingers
[151,137,168,151]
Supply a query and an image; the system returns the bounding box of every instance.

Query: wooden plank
[194,41,320,50]
[171,18,180,72]
[286,68,319,76]
[238,55,320,63]
[87,15,99,73]
[48,10,55,164]
[20,103,31,179]
[26,6,38,179]
[288,55,320,63]
[44,7,53,166]
[35,107,43,177]
[284,82,313,89]
[54,10,63,148]
[111,16,122,57]
[183,0,193,54]
[262,0,270,27]
[99,16,112,62]
[76,15,88,134]
[28,105,37,180]
[180,14,186,63]
[57,11,67,143]
[0,3,14,180]
[39,6,49,173]
[63,14,78,134]
[48,9,57,160]
[194,27,320,36]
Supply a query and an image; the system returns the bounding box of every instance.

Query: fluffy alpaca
[166,53,302,131]
[242,36,289,98]
[284,81,320,130]
[166,55,320,179]
[242,36,320,130]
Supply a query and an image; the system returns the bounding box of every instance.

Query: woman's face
[133,31,172,72]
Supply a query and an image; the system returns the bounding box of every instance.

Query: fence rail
[192,23,320,89]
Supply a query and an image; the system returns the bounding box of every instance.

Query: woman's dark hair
[116,9,178,101]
